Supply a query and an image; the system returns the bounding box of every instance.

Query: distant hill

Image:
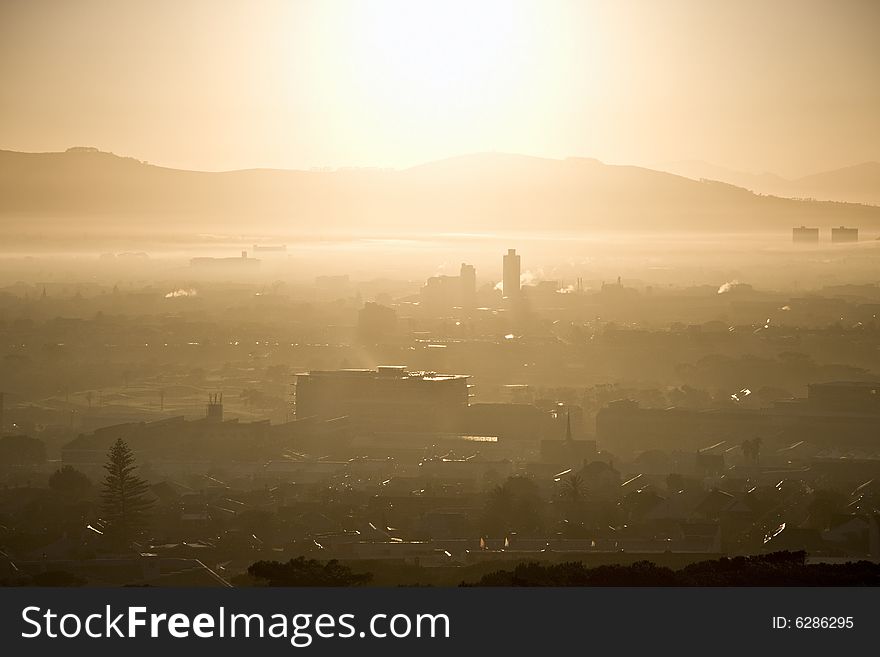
[664,160,880,206]
[794,162,880,206]
[2,148,880,235]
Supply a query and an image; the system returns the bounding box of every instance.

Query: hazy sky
[1,0,878,177]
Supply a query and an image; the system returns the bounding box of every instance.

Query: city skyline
[3,0,880,606]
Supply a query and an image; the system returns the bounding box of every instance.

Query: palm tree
[560,474,584,505]
[482,484,514,535]
[482,477,546,536]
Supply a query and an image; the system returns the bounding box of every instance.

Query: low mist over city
[2,0,880,590]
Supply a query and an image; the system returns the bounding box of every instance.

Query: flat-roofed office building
[792,226,819,243]
[295,366,470,433]
[831,226,858,243]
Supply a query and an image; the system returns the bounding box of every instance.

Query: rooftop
[298,367,469,382]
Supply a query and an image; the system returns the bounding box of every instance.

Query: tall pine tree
[101,438,153,546]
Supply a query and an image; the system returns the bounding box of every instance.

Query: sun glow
[350,1,524,110]
[307,0,593,166]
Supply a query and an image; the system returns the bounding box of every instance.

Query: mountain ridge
[2,147,879,235]
[662,159,880,206]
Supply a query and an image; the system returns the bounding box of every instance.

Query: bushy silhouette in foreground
[1,571,86,587]
[468,551,880,586]
[247,557,372,586]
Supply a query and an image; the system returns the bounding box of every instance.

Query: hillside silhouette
[2,148,880,235]
[665,160,880,206]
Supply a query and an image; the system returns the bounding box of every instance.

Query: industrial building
[597,380,880,456]
[792,226,819,243]
[294,366,471,433]
[190,251,260,268]
[831,226,858,243]
[419,263,477,313]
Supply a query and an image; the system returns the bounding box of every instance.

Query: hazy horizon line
[3,144,877,181]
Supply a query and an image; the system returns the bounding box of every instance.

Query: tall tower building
[460,263,476,308]
[503,249,521,299]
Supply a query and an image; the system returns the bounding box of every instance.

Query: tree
[0,435,46,466]
[101,438,153,546]
[556,473,592,537]
[49,465,92,501]
[246,558,372,586]
[482,476,546,536]
[28,571,87,587]
[467,552,880,587]
[741,437,762,465]
[560,474,584,505]
[557,473,585,520]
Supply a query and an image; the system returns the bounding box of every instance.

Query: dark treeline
[467,551,880,586]
[245,557,372,587]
